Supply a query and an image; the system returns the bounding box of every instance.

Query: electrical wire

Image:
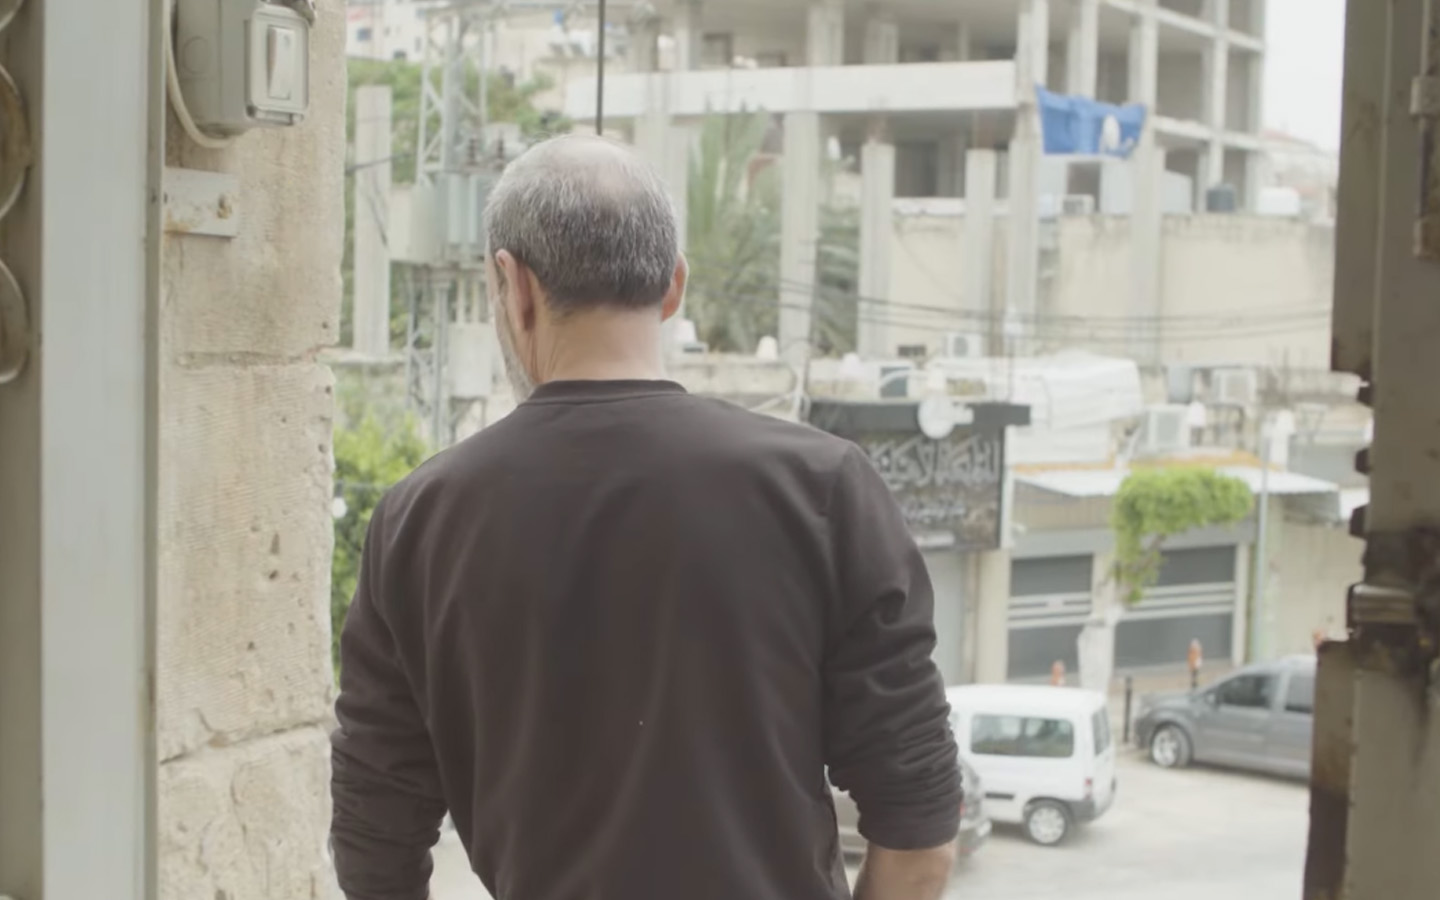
[165,0,236,150]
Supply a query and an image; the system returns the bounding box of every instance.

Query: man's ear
[495,249,537,333]
[660,255,688,323]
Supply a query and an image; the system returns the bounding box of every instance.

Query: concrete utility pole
[353,85,393,359]
[1305,1,1440,897]
[1005,0,1048,354]
[1127,1,1162,363]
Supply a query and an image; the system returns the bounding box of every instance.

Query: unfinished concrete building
[567,0,1269,357]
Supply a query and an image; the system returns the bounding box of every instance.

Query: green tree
[331,403,430,675]
[685,111,860,355]
[1112,467,1254,605]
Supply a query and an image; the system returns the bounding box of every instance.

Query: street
[428,750,1310,899]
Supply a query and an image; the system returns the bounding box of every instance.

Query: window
[1092,708,1112,754]
[899,43,940,63]
[355,26,373,42]
[701,32,733,68]
[971,714,1075,759]
[1215,673,1276,710]
[1284,674,1316,715]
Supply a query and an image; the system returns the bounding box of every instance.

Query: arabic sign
[855,428,1005,550]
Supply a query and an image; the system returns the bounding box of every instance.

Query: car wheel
[1150,724,1193,769]
[1023,800,1071,847]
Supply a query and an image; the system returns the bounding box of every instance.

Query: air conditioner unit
[1138,405,1192,456]
[1209,368,1258,407]
[1061,194,1096,216]
[942,332,984,358]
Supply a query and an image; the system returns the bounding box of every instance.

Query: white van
[945,684,1117,847]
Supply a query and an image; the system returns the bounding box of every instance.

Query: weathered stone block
[159,727,335,900]
[158,362,336,762]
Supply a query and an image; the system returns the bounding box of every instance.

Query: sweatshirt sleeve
[822,444,963,851]
[331,498,448,900]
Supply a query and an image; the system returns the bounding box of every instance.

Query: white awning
[1018,466,1341,499]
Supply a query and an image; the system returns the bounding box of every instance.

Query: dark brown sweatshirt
[331,380,961,900]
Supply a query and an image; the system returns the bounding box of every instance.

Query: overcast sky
[1264,0,1346,149]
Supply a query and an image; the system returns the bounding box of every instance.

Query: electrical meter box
[177,0,310,135]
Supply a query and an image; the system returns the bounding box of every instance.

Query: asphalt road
[429,751,1309,900]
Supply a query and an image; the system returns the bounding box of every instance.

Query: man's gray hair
[484,134,679,313]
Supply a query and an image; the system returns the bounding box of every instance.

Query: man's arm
[331,499,447,900]
[823,446,962,900]
[854,845,958,900]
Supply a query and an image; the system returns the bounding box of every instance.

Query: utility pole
[406,0,494,447]
[402,0,637,446]
[353,84,393,359]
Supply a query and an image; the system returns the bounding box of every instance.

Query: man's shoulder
[677,395,861,461]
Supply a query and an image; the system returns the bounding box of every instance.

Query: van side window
[1215,673,1276,710]
[1284,674,1316,715]
[1092,708,1112,754]
[970,714,1075,759]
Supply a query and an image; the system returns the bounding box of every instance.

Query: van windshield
[970,714,1076,759]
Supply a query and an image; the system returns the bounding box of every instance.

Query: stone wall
[157,4,346,897]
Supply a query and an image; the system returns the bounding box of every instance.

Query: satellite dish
[1100,115,1122,155]
[917,395,957,441]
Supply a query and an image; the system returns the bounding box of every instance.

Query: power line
[683,254,1333,329]
[684,261,1333,340]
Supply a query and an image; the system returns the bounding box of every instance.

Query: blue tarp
[1036,86,1147,159]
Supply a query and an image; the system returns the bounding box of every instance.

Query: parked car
[831,755,991,860]
[1134,655,1316,780]
[946,684,1117,847]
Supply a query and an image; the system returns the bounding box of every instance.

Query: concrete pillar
[926,550,968,686]
[1006,3,1049,346]
[1078,551,1119,693]
[862,15,899,140]
[1242,51,1265,211]
[857,140,896,358]
[779,111,822,357]
[627,13,662,72]
[633,109,690,245]
[806,0,845,67]
[956,22,974,62]
[970,550,1012,683]
[1029,0,1051,88]
[1066,0,1100,97]
[1130,147,1166,362]
[1127,4,1158,107]
[672,0,702,72]
[353,85,393,359]
[1127,4,1162,362]
[1200,1,1229,200]
[862,16,899,66]
[963,150,998,318]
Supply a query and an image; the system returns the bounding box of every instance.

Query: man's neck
[537,310,668,384]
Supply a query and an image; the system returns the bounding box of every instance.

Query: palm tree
[685,111,859,355]
[685,111,782,353]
